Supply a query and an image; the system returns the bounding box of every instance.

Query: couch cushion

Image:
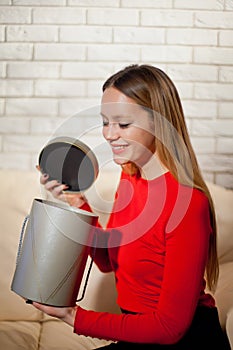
[213,261,233,330]
[0,321,41,350]
[0,170,43,321]
[226,306,233,350]
[39,319,112,350]
[207,182,233,264]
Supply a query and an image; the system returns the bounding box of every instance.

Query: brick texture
[0,1,232,188]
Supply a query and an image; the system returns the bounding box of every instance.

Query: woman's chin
[113,156,130,166]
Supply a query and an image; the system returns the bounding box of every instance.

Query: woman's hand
[32,301,77,327]
[36,165,87,208]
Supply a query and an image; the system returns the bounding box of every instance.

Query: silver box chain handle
[16,215,29,266]
[76,232,97,302]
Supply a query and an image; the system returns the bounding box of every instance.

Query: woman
[33,65,230,349]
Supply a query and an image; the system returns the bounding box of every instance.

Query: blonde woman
[33,65,230,349]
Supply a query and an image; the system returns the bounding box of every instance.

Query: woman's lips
[111,144,128,154]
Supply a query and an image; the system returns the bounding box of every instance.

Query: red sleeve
[74,191,213,345]
[90,228,113,273]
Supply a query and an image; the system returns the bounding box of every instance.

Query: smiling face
[101,87,155,168]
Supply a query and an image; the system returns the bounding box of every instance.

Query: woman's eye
[119,123,131,129]
[102,121,109,127]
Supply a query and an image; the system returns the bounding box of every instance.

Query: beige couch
[0,169,232,349]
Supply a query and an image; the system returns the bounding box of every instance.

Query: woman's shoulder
[165,172,209,209]
[165,175,211,233]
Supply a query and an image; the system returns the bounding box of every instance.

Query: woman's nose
[103,123,120,141]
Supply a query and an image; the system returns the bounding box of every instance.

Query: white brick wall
[0,1,232,188]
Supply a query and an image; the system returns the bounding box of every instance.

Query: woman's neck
[121,154,168,180]
[140,153,168,180]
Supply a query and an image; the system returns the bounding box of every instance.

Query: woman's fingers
[45,180,67,192]
[40,173,49,185]
[32,302,68,318]
[41,178,85,206]
[39,173,69,201]
[36,165,49,185]
[32,302,77,326]
[36,164,87,207]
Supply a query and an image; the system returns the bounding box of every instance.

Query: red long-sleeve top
[74,171,215,345]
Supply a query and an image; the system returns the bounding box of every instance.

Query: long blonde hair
[103,64,218,291]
